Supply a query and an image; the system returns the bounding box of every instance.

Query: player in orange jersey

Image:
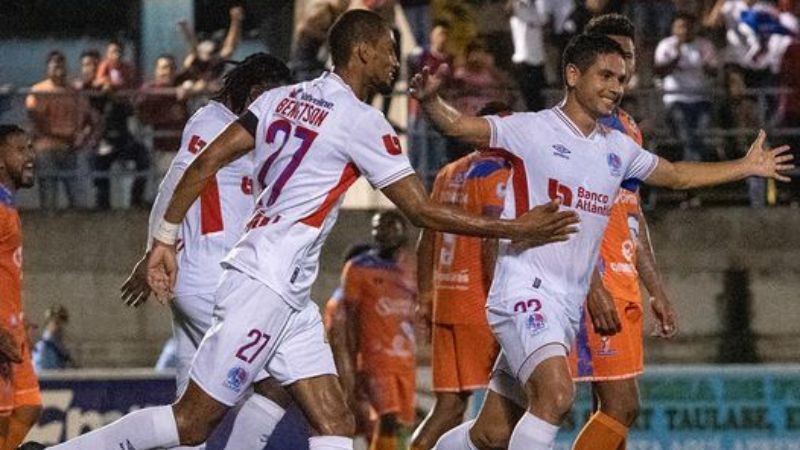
[410,102,512,450]
[0,125,42,450]
[569,15,678,450]
[340,211,417,450]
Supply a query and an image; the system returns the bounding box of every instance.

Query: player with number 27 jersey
[224,72,415,308]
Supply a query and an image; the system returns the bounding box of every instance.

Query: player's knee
[538,381,575,423]
[601,394,640,427]
[435,393,469,421]
[253,378,292,409]
[172,405,212,446]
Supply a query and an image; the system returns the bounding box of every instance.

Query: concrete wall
[18,207,800,368]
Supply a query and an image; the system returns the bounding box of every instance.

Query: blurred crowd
[9,0,800,208]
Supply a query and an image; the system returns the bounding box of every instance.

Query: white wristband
[153,220,180,246]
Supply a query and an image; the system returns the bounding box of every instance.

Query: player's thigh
[287,374,353,436]
[453,323,499,391]
[470,377,525,449]
[486,290,578,387]
[189,269,296,407]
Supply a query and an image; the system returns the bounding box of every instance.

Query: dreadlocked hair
[212,52,291,115]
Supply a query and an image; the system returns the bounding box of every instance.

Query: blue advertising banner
[27,365,800,448]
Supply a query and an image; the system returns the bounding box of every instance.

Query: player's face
[366,30,400,96]
[572,53,627,118]
[1,133,35,189]
[371,213,406,251]
[607,35,635,83]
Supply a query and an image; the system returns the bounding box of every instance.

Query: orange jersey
[342,251,416,374]
[430,152,510,324]
[597,108,644,303]
[0,185,24,341]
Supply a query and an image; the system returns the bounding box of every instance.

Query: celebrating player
[340,211,416,450]
[568,15,677,450]
[26,9,578,450]
[410,32,793,450]
[118,53,295,450]
[410,102,512,450]
[0,125,42,450]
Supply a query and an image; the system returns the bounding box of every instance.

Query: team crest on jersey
[223,366,248,393]
[607,153,622,177]
[598,336,617,356]
[527,311,547,335]
[552,144,571,160]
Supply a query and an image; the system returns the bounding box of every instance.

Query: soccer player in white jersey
[118,53,294,450]
[407,33,793,450]
[26,10,580,450]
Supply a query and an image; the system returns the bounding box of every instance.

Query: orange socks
[572,411,628,450]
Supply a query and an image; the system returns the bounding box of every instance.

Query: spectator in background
[401,0,432,47]
[176,5,245,92]
[135,54,189,182]
[32,305,74,372]
[507,0,547,111]
[655,12,719,164]
[451,41,518,116]
[93,40,149,210]
[407,21,454,189]
[25,51,94,209]
[290,0,348,81]
[73,50,100,93]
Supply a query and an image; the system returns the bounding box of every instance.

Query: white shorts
[189,268,336,406]
[486,287,581,387]
[172,292,270,397]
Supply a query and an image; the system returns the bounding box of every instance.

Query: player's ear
[565,63,579,89]
[356,42,370,65]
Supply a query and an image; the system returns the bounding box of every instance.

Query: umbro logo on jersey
[552,144,571,159]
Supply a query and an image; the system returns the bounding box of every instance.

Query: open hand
[409,64,450,102]
[147,241,178,305]
[121,252,152,308]
[511,199,579,250]
[745,130,794,182]
[587,283,621,336]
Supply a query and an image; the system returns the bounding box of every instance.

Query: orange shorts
[432,322,499,392]
[569,299,644,382]
[0,339,42,416]
[363,370,416,425]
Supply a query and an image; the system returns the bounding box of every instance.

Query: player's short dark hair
[584,13,635,40]
[0,124,25,146]
[328,9,391,68]
[212,52,291,115]
[562,33,625,80]
[80,49,100,61]
[47,50,65,64]
[673,11,697,26]
[477,101,513,117]
[342,243,373,263]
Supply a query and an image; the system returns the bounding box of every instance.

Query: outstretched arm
[382,174,579,243]
[636,207,677,338]
[219,6,245,59]
[409,65,492,148]
[645,130,794,189]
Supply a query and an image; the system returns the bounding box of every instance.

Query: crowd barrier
[28,365,800,448]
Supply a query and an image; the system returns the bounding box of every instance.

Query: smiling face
[1,132,35,189]
[566,52,627,119]
[607,34,635,84]
[363,29,400,96]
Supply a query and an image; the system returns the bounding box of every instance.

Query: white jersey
[224,72,415,308]
[486,107,658,308]
[148,101,256,296]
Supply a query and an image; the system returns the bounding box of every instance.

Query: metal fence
[3,85,799,210]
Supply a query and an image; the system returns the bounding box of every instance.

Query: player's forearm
[649,158,750,190]
[220,16,243,58]
[421,95,489,148]
[636,213,668,300]
[148,162,187,249]
[416,230,435,300]
[413,201,525,240]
